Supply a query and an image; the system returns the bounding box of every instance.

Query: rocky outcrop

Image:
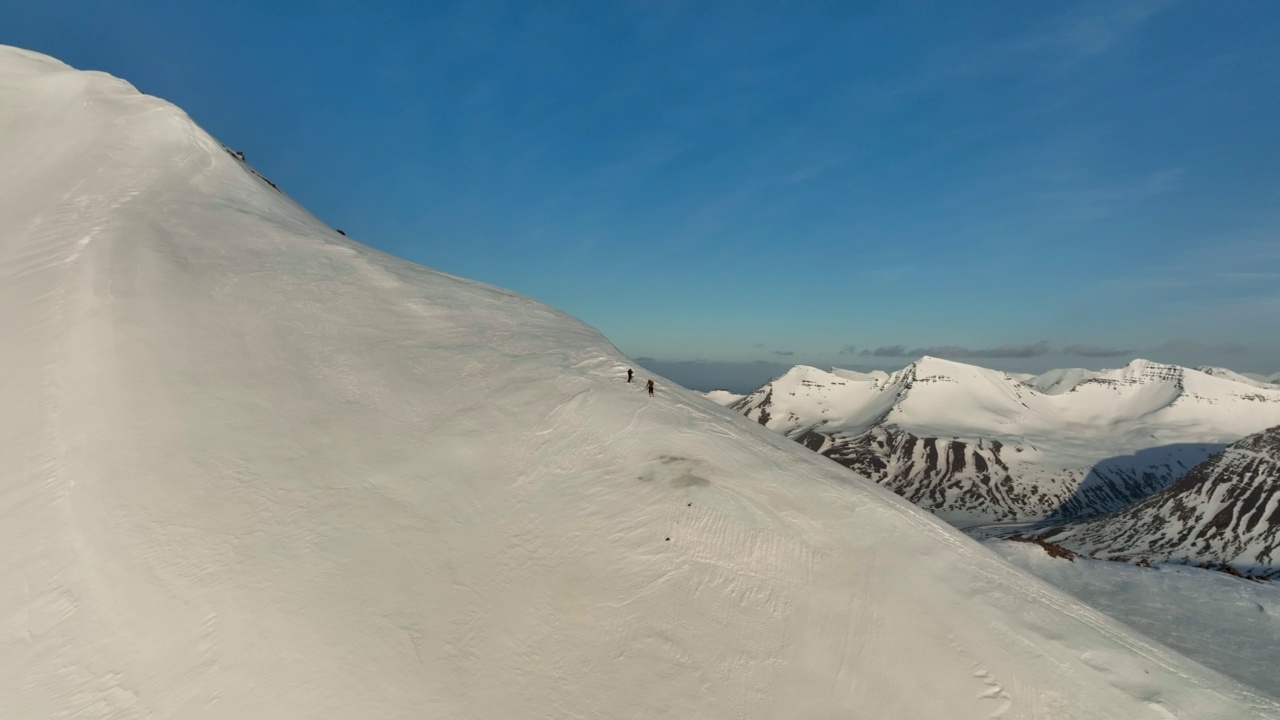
[1033,426,1280,577]
[727,358,1280,526]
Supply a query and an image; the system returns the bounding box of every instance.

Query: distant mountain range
[715,357,1280,527]
[7,43,1279,718]
[1197,367,1280,389]
[1029,425,1280,578]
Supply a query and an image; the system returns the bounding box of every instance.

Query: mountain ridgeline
[6,44,1280,718]
[724,358,1280,527]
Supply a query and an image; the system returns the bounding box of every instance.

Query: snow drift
[2,46,1277,718]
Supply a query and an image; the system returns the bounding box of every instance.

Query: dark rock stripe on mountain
[1032,425,1280,578]
[727,358,1280,527]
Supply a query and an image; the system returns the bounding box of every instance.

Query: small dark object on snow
[665,537,670,541]
[336,229,346,236]
[687,502,692,507]
[646,379,655,396]
[627,368,634,383]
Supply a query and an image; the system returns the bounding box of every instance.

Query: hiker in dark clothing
[646,379,655,397]
[627,368,634,383]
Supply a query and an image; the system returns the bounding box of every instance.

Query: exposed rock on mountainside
[11,44,1278,718]
[731,359,1280,526]
[1032,425,1280,578]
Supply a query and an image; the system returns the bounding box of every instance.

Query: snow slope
[2,46,1278,718]
[731,358,1280,525]
[988,540,1280,699]
[1033,425,1280,577]
[1198,367,1280,390]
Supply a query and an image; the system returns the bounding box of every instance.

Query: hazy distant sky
[4,1,1278,382]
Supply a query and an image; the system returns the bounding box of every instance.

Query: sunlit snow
[2,46,1277,719]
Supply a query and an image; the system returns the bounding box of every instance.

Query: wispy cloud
[1081,223,1280,330]
[1039,167,1185,221]
[917,0,1177,88]
[861,345,907,357]
[861,342,1050,359]
[1152,340,1248,356]
[1214,272,1280,282]
[975,0,1177,69]
[772,350,795,357]
[1052,0,1177,57]
[922,341,1051,359]
[837,345,858,355]
[1064,343,1132,358]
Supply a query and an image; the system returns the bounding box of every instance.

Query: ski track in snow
[3,45,1280,719]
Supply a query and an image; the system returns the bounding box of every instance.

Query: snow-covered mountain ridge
[1032,425,1280,578]
[3,45,1278,718]
[730,357,1280,526]
[1198,367,1280,389]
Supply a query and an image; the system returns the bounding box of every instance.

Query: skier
[627,368,634,383]
[646,379,655,397]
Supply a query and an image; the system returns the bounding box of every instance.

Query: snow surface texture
[988,540,1280,700]
[1034,425,1280,577]
[2,46,1279,719]
[730,360,1280,526]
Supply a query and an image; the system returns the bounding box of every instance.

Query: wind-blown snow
[703,389,746,406]
[2,46,1277,718]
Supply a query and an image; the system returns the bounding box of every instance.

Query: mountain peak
[1122,358,1183,381]
[5,44,1277,718]
[0,44,72,77]
[911,354,972,370]
[730,353,1280,525]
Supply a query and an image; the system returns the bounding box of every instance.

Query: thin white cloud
[906,0,1177,90]
[1038,167,1185,221]
[861,342,1050,359]
[1056,0,1177,56]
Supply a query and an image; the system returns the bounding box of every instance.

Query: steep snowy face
[732,364,906,438]
[1025,367,1106,395]
[4,46,1279,719]
[732,358,1280,526]
[1035,425,1280,577]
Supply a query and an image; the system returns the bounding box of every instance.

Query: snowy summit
[730,358,1280,526]
[1,46,1277,718]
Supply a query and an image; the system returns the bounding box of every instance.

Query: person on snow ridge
[646,379,655,397]
[627,368,634,383]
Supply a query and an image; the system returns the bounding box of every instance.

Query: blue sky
[5,1,1279,389]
